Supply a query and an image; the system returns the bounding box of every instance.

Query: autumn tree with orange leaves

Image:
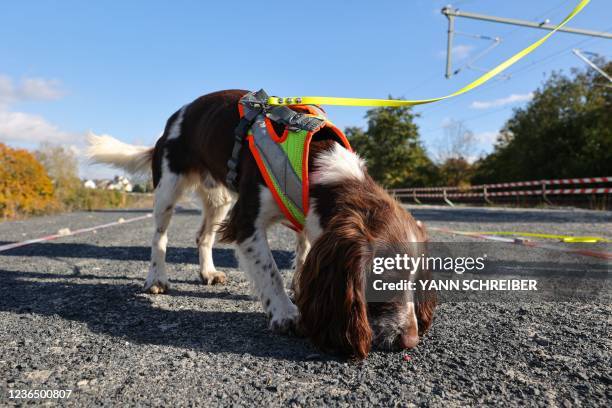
[0,143,58,218]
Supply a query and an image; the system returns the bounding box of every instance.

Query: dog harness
[227,89,351,230]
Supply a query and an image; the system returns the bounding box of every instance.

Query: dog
[87,89,435,358]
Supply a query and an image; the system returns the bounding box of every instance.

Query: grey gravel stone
[0,206,610,406]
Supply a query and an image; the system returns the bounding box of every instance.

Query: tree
[431,119,477,186]
[346,103,435,188]
[0,143,57,218]
[35,142,80,187]
[35,143,82,207]
[472,61,612,183]
[434,119,477,163]
[437,157,474,188]
[130,173,154,193]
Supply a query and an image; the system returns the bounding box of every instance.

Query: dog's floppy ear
[296,223,372,359]
[415,289,436,336]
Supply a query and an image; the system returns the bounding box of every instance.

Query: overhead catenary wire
[416,24,612,123]
[404,1,582,106]
[496,0,575,40]
[270,1,591,107]
[416,1,609,120]
[450,0,574,77]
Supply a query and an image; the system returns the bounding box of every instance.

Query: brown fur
[296,159,436,358]
[296,209,374,358]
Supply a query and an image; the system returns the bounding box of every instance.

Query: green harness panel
[254,128,309,228]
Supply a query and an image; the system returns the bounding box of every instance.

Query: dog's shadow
[0,242,293,270]
[0,247,323,362]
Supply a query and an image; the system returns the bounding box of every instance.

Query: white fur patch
[304,199,323,243]
[166,104,187,140]
[255,187,284,229]
[311,143,365,185]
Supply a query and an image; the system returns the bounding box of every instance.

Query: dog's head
[295,192,436,359]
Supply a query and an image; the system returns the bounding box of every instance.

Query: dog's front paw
[144,280,168,294]
[142,282,169,295]
[268,302,299,334]
[200,271,227,285]
[144,272,169,294]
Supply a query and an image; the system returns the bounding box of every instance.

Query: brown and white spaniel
[87,89,435,359]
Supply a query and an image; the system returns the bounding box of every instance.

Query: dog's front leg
[290,232,310,296]
[226,187,299,333]
[237,229,298,333]
[294,232,310,272]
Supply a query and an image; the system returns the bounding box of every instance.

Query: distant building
[108,175,133,192]
[89,176,133,192]
[83,179,96,189]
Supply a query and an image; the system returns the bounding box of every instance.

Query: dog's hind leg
[144,163,187,294]
[195,177,233,285]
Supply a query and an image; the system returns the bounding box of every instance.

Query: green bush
[64,187,125,211]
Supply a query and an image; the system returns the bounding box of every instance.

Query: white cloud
[474,131,499,144]
[452,44,474,60]
[438,44,474,61]
[0,111,109,179]
[470,92,534,109]
[0,75,15,106]
[0,74,64,107]
[0,110,76,144]
[0,73,114,179]
[0,73,75,145]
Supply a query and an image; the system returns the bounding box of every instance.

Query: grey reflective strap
[266,106,325,132]
[241,88,269,107]
[251,116,304,212]
[226,99,262,190]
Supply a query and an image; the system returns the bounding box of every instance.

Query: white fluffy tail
[86,131,153,175]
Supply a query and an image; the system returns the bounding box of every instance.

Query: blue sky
[0,0,610,179]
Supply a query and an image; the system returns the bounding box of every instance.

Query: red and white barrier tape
[391,176,612,194]
[486,180,541,188]
[545,176,611,185]
[547,187,612,195]
[395,187,612,198]
[0,213,152,253]
[487,177,612,188]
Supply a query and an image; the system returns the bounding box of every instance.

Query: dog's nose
[399,332,420,349]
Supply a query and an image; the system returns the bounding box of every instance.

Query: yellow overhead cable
[268,0,591,107]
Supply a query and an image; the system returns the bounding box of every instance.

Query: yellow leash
[467,231,611,243]
[268,0,590,107]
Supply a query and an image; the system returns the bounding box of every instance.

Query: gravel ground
[0,205,610,406]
